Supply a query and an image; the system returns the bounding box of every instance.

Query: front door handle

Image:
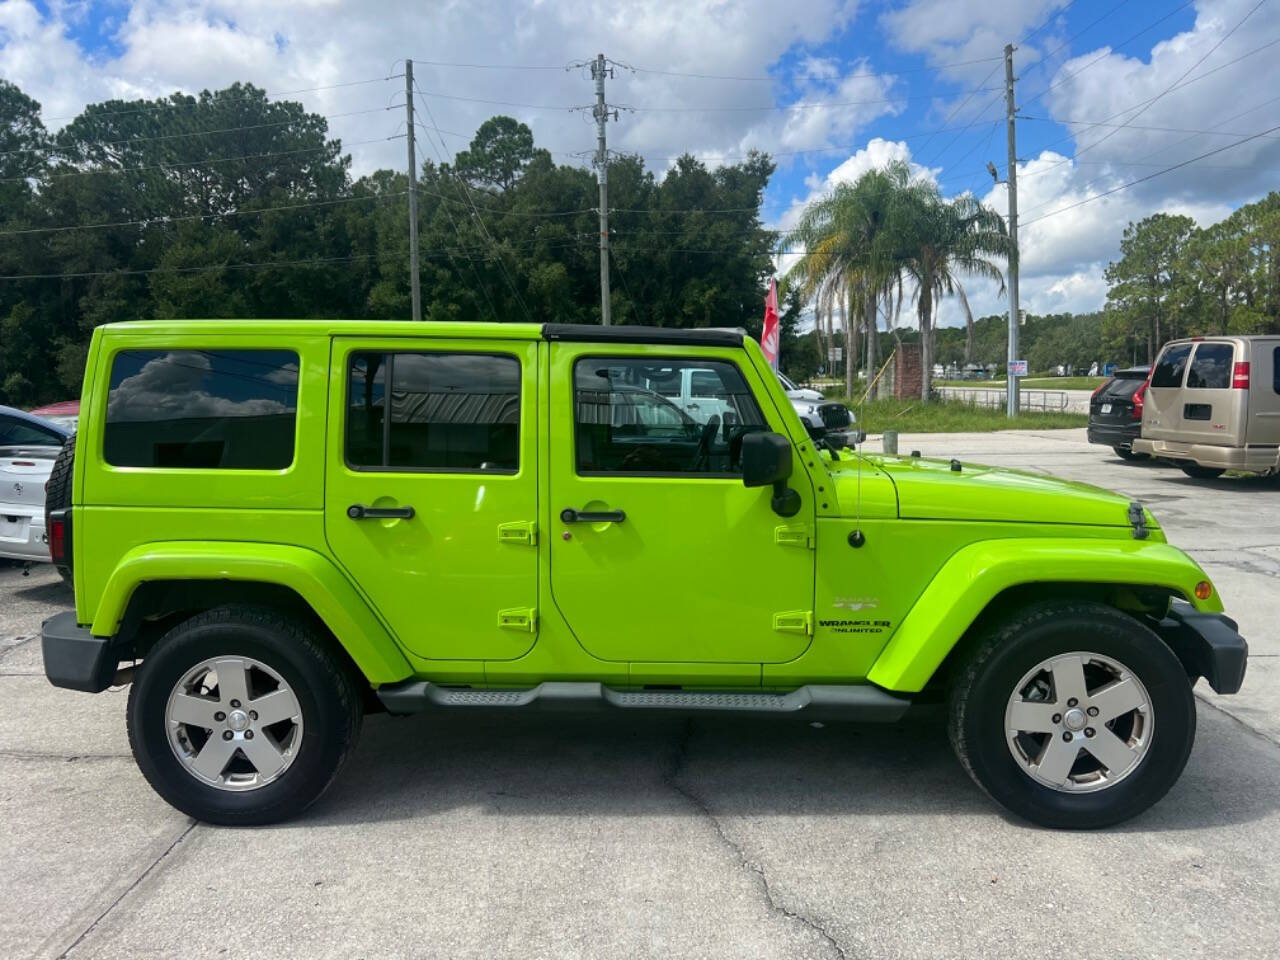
[560,508,625,524]
[347,504,415,520]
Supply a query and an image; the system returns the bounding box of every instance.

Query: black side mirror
[740,432,801,517]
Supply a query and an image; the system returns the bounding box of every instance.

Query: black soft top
[541,324,744,348]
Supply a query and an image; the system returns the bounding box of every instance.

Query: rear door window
[104,350,299,469]
[345,352,520,472]
[1186,343,1235,389]
[1151,343,1192,388]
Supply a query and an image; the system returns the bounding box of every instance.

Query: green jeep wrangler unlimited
[41,321,1247,828]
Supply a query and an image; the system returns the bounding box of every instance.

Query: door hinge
[497,520,538,546]
[498,607,538,632]
[774,524,815,549]
[773,610,813,635]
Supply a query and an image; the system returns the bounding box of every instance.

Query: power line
[1012,33,1280,188]
[0,192,409,238]
[0,106,393,158]
[1036,0,1270,172]
[40,76,398,123]
[1020,121,1280,227]
[411,84,517,322]
[414,85,1004,115]
[0,136,397,185]
[1021,114,1280,140]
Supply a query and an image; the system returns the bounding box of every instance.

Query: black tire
[43,433,75,585]
[1179,463,1224,480]
[127,605,363,825]
[948,600,1195,829]
[1113,446,1147,462]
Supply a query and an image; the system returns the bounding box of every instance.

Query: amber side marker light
[1195,581,1213,600]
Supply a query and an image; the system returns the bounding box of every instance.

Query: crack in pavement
[0,750,130,762]
[1196,693,1280,751]
[662,720,850,960]
[38,820,198,960]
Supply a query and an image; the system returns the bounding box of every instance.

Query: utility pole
[591,53,615,325]
[1003,43,1021,417]
[405,58,422,322]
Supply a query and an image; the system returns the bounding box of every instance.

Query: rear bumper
[1087,422,1141,448]
[1155,600,1248,695]
[0,506,47,562]
[41,611,119,693]
[1132,438,1279,471]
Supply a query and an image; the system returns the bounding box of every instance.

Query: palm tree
[888,185,1012,399]
[783,163,909,400]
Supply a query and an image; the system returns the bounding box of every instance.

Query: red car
[28,400,79,431]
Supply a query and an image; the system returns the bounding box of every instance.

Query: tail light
[48,513,67,564]
[1232,361,1250,389]
[1131,381,1147,420]
[1091,381,1107,400]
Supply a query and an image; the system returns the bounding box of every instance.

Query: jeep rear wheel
[948,600,1195,829]
[127,605,362,825]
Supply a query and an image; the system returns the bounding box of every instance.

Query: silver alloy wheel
[165,656,304,792]
[1004,651,1153,793]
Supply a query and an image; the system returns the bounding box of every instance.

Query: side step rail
[377,680,912,722]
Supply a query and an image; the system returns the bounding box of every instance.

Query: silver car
[776,373,859,446]
[0,405,71,563]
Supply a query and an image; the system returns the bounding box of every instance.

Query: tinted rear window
[1187,343,1234,389]
[104,350,298,469]
[1151,343,1192,388]
[1099,377,1144,400]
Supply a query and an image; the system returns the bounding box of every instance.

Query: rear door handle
[347,504,415,520]
[560,508,625,524]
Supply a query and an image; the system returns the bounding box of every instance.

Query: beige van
[1133,335,1280,478]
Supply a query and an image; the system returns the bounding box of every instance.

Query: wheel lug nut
[230,699,241,708]
[214,711,226,722]
[244,730,255,740]
[222,730,233,741]
[1062,731,1073,742]
[1087,706,1099,717]
[1067,698,1079,707]
[249,711,258,721]
[1085,728,1095,738]
[1052,713,1062,724]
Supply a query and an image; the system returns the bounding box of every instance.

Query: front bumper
[1132,438,1280,472]
[41,611,120,693]
[0,506,48,562]
[1156,600,1248,695]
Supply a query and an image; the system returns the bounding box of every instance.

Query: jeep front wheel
[127,606,362,825]
[948,600,1195,829]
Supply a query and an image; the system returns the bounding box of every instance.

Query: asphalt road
[2,428,1277,960]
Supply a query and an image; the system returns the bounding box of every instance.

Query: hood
[866,455,1142,527]
[787,387,826,403]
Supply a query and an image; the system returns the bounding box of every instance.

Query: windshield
[777,373,797,391]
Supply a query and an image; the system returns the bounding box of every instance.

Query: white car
[775,373,859,445]
[0,406,71,563]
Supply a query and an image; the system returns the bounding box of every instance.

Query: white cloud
[0,0,881,178]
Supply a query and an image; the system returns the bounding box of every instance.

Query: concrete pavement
[2,428,1277,959]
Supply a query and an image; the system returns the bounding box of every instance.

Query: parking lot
[3,427,1278,960]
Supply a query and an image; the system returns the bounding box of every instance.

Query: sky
[1,0,1278,330]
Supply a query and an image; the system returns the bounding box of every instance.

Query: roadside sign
[1008,360,1028,377]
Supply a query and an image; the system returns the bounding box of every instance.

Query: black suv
[1087,366,1151,460]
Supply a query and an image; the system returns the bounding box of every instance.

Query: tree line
[1103,199,1280,363]
[0,79,778,405]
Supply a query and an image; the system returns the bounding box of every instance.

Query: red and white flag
[761,277,780,369]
